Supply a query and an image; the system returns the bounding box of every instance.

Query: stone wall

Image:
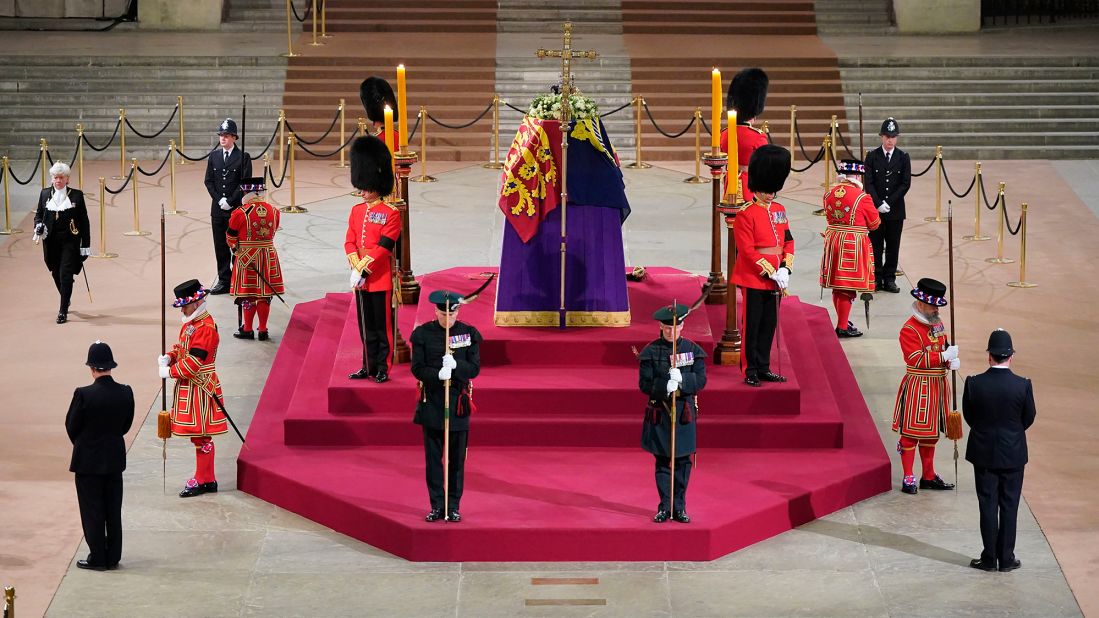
[893,0,980,33]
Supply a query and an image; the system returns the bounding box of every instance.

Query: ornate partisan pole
[393,141,421,304]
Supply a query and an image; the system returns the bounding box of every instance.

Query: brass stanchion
[829,115,839,167]
[277,109,286,172]
[683,107,707,184]
[789,105,797,169]
[114,108,127,180]
[335,98,348,168]
[704,148,728,305]
[281,0,300,57]
[0,156,21,235]
[39,138,49,188]
[625,95,651,169]
[177,95,189,165]
[986,182,1014,264]
[715,197,742,364]
[813,136,830,216]
[320,0,331,38]
[280,134,308,213]
[964,161,990,241]
[4,586,14,618]
[167,140,186,215]
[482,94,504,170]
[357,117,367,137]
[123,158,150,236]
[76,123,85,189]
[263,153,270,186]
[411,107,437,183]
[925,145,946,222]
[308,0,322,46]
[1007,203,1036,288]
[93,177,118,258]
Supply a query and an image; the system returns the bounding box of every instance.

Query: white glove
[942,345,959,361]
[32,233,40,243]
[770,267,790,290]
[349,269,364,289]
[158,354,171,367]
[948,358,961,371]
[438,366,452,380]
[158,365,171,379]
[878,201,890,214]
[80,247,91,257]
[219,197,230,210]
[665,379,680,394]
[441,354,457,370]
[668,367,682,383]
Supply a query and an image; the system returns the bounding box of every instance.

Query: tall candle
[383,105,395,154]
[727,110,739,199]
[711,68,722,150]
[396,64,408,149]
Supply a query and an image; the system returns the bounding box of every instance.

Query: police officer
[863,118,911,293]
[410,290,482,523]
[204,118,253,294]
[639,303,707,524]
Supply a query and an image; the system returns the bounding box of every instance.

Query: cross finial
[535,21,598,122]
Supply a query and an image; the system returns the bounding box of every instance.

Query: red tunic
[732,198,795,291]
[344,198,401,292]
[720,125,769,204]
[819,181,880,292]
[167,310,227,437]
[892,315,950,439]
[227,199,285,298]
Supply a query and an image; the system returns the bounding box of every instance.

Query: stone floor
[14,158,1080,617]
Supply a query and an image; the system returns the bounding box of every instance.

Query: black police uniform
[34,186,90,321]
[66,344,135,570]
[863,118,911,291]
[639,334,707,519]
[203,119,253,291]
[410,318,482,518]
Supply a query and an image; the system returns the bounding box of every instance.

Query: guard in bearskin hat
[157,279,228,497]
[227,177,285,341]
[359,76,400,146]
[639,303,707,524]
[820,159,881,338]
[345,135,401,382]
[721,67,770,204]
[892,277,959,494]
[733,145,795,387]
[204,118,253,294]
[864,117,911,293]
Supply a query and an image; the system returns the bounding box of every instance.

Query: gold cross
[535,21,597,122]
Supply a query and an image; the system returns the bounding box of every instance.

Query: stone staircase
[623,0,817,35]
[814,0,893,35]
[221,0,288,33]
[322,0,496,33]
[0,56,286,163]
[498,0,622,34]
[838,56,1099,160]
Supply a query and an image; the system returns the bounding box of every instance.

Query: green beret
[428,290,464,312]
[652,303,689,325]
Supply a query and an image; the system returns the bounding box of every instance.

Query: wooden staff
[669,301,678,516]
[443,296,453,519]
[945,200,964,488]
[157,205,171,494]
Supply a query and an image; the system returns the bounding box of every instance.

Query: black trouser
[423,427,468,511]
[75,472,124,567]
[211,211,233,287]
[743,287,778,377]
[869,219,904,285]
[974,466,1024,566]
[46,238,81,313]
[354,289,392,375]
[654,454,692,512]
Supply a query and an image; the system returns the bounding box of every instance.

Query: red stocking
[241,300,256,333]
[190,436,216,484]
[918,440,938,480]
[257,299,271,332]
[898,436,917,485]
[833,290,854,330]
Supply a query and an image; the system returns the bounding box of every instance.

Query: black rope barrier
[791,117,819,161]
[978,176,1001,210]
[178,147,212,162]
[296,131,356,158]
[138,148,173,176]
[67,142,78,167]
[941,161,977,199]
[104,166,135,195]
[1002,200,1023,236]
[81,118,122,152]
[9,156,42,185]
[267,148,291,188]
[125,105,179,139]
[407,111,422,141]
[699,115,712,136]
[641,100,695,139]
[249,122,282,160]
[766,129,773,145]
[599,100,632,118]
[833,126,856,159]
[503,101,526,115]
[285,107,341,145]
[45,148,54,166]
[289,0,309,22]
[911,156,937,178]
[791,146,825,173]
[427,102,494,130]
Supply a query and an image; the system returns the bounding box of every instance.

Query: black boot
[349,367,372,380]
[233,329,254,340]
[673,511,691,524]
[425,508,443,522]
[919,475,955,490]
[760,371,787,383]
[652,509,670,523]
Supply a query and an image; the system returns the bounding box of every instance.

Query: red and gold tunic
[227,199,284,298]
[167,310,227,437]
[720,125,769,204]
[344,198,401,292]
[891,315,950,439]
[732,198,795,291]
[819,180,880,292]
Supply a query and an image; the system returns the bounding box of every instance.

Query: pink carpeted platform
[238,267,890,561]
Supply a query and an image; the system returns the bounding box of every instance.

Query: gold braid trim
[756,257,777,277]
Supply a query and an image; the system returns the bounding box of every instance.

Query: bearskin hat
[747,145,791,195]
[359,76,399,124]
[727,68,769,121]
[350,135,394,196]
